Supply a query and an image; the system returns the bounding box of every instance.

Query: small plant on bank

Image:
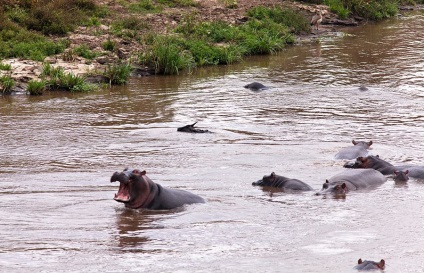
[103,63,132,85]
[0,75,15,94]
[219,0,238,8]
[324,0,350,19]
[246,6,311,34]
[128,0,162,13]
[102,39,116,51]
[0,62,12,70]
[140,35,196,75]
[74,44,98,60]
[26,79,46,96]
[41,63,97,92]
[157,0,199,7]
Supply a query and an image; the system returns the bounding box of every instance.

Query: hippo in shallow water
[318,169,387,196]
[252,172,313,192]
[354,258,385,271]
[177,122,211,133]
[344,155,424,178]
[244,82,269,91]
[111,168,205,210]
[394,170,409,182]
[334,140,373,160]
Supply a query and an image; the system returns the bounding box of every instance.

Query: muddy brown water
[1,13,424,272]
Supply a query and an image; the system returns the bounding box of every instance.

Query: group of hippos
[111,116,422,271]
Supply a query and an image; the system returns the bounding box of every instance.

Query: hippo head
[344,155,379,169]
[319,180,348,196]
[354,258,385,270]
[394,170,409,182]
[352,140,373,148]
[111,168,156,209]
[252,172,277,186]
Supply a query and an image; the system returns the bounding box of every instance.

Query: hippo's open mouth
[111,170,133,203]
[113,182,130,203]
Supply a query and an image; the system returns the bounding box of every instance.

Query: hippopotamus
[344,155,424,178]
[394,170,409,182]
[358,85,369,91]
[318,169,387,196]
[354,258,385,271]
[334,140,373,160]
[252,172,313,191]
[111,168,205,210]
[244,82,269,91]
[177,122,210,133]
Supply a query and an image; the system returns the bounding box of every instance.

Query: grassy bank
[0,0,422,94]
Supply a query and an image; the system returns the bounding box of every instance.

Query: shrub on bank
[41,63,97,92]
[27,80,46,96]
[103,63,132,85]
[141,6,299,74]
[0,75,15,94]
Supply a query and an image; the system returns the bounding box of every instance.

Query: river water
[1,12,424,273]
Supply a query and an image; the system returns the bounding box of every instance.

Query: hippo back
[328,169,387,189]
[253,172,313,191]
[334,140,372,160]
[148,184,205,210]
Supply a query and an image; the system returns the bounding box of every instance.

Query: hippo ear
[368,141,373,146]
[358,258,363,265]
[141,170,147,175]
[378,259,385,268]
[376,155,380,158]
[271,172,276,177]
[405,170,409,174]
[352,140,357,145]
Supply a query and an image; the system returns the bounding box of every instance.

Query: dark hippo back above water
[244,82,269,91]
[345,155,424,178]
[334,140,373,160]
[354,258,385,271]
[319,169,387,196]
[252,172,313,192]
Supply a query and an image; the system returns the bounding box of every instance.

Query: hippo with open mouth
[111,168,205,210]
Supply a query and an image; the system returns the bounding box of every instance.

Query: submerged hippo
[252,172,313,191]
[318,169,387,196]
[394,170,409,182]
[344,155,424,178]
[334,140,373,160]
[354,258,385,271]
[358,85,369,91]
[244,82,269,91]
[111,168,205,210]
[177,122,210,133]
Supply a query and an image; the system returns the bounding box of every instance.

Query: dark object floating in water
[177,122,211,133]
[244,82,269,91]
[359,85,368,91]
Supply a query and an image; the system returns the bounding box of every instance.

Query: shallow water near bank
[1,13,424,272]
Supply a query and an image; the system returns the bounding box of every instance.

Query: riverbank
[0,0,422,94]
